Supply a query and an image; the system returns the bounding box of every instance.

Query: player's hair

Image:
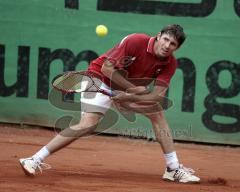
[160,24,186,47]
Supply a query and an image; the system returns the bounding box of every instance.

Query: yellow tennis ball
[96,25,108,37]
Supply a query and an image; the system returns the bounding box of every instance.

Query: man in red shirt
[19,24,200,183]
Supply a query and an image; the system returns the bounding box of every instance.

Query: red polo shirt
[88,33,177,89]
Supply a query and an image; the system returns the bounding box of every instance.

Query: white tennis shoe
[19,157,51,176]
[163,164,200,183]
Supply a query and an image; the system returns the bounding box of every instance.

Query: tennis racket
[52,70,114,96]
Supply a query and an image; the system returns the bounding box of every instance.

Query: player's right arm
[101,60,146,93]
[101,60,133,89]
[101,34,148,93]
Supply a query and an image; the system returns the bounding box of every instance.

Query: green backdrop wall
[0,0,239,145]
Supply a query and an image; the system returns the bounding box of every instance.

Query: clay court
[0,124,239,192]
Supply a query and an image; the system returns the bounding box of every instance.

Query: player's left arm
[112,85,168,102]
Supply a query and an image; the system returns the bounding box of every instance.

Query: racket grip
[101,89,116,97]
[109,91,116,97]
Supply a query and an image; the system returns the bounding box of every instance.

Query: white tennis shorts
[80,78,114,114]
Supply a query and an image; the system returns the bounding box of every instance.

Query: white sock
[32,146,50,161]
[164,151,179,170]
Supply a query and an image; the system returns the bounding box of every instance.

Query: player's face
[154,33,179,58]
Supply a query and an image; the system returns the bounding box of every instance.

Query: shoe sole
[163,177,200,184]
[19,160,35,177]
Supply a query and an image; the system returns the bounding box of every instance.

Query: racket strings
[53,72,93,92]
[52,70,114,96]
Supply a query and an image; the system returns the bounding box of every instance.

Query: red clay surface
[0,123,240,192]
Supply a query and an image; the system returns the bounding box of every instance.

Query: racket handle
[101,89,116,97]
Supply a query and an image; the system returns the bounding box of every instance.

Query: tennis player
[19,24,200,183]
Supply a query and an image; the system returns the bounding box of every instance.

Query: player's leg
[46,112,104,154]
[145,111,200,183]
[147,112,174,151]
[19,112,103,176]
[19,80,113,176]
